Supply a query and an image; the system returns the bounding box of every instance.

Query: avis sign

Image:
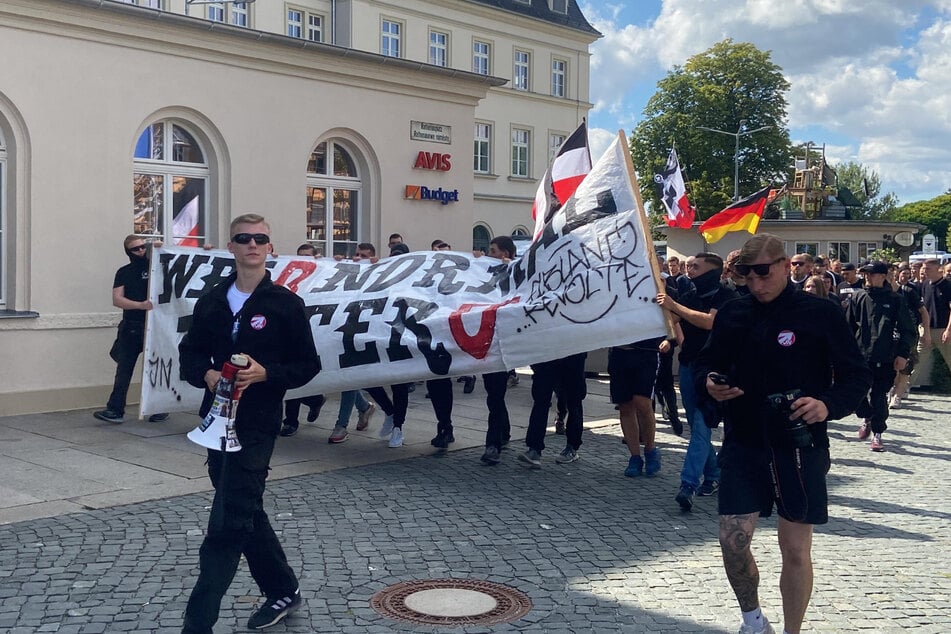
[414,151,451,171]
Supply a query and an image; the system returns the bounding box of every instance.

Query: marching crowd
[92,220,950,634]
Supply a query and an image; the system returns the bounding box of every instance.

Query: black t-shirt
[899,283,924,325]
[113,259,149,323]
[923,277,951,328]
[836,279,864,302]
[679,284,738,364]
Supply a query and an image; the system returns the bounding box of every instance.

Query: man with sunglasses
[94,235,168,424]
[788,253,813,291]
[695,234,869,634]
[179,214,320,633]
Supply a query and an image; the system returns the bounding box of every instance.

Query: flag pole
[619,130,676,339]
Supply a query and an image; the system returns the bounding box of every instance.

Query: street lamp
[697,119,771,201]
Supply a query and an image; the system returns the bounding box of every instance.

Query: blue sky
[579,0,951,205]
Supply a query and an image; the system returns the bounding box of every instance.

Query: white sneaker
[388,426,404,448]
[889,394,902,408]
[379,414,394,439]
[737,617,775,634]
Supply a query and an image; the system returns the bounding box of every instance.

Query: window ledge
[0,310,40,320]
[474,172,499,179]
[508,175,536,183]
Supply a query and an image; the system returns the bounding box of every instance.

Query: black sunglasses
[232,233,270,245]
[734,257,786,277]
[128,244,147,252]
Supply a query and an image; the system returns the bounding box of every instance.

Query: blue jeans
[336,390,369,428]
[679,363,720,489]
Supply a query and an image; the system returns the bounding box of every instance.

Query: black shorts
[718,442,831,525]
[608,346,660,404]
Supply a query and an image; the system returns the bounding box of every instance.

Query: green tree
[834,161,900,219]
[886,193,951,250]
[630,39,792,221]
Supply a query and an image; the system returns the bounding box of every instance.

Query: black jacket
[179,271,320,436]
[845,285,916,365]
[694,282,871,449]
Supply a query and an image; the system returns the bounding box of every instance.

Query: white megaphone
[187,354,249,452]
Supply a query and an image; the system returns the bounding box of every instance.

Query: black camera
[765,389,813,449]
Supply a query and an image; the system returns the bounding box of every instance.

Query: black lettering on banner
[563,189,618,235]
[386,297,452,375]
[412,253,469,294]
[518,220,560,283]
[147,354,173,388]
[305,303,338,327]
[336,298,387,368]
[311,261,375,293]
[365,255,428,293]
[177,315,193,334]
[464,263,509,294]
[159,253,210,303]
[189,256,236,299]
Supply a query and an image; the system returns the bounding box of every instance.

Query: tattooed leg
[719,513,760,611]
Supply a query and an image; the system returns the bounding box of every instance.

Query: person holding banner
[178,214,320,633]
[94,235,168,424]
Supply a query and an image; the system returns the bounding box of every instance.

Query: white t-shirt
[227,283,251,316]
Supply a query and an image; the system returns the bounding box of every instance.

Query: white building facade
[0,0,598,414]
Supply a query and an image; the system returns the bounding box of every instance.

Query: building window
[511,128,530,177]
[794,242,818,257]
[474,123,492,174]
[473,40,490,75]
[429,30,449,67]
[287,7,323,41]
[549,132,566,161]
[118,0,163,7]
[828,242,851,264]
[514,50,530,91]
[133,121,210,246]
[0,130,6,306]
[204,2,249,26]
[307,141,363,257]
[473,225,491,254]
[857,242,879,261]
[551,0,568,13]
[512,227,529,237]
[231,2,249,27]
[551,58,566,98]
[207,3,224,22]
[381,19,401,58]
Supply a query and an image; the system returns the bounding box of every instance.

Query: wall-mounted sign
[923,233,937,253]
[894,231,915,247]
[414,151,452,171]
[411,120,451,144]
[405,184,459,205]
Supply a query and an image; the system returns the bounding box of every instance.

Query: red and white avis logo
[777,330,796,347]
[250,314,267,330]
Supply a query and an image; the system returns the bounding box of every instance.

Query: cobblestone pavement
[1,387,949,633]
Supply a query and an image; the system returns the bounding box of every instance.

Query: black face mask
[125,246,149,264]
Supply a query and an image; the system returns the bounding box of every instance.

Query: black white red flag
[531,121,591,238]
[654,148,695,228]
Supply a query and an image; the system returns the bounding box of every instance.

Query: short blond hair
[230,213,269,236]
[737,233,786,265]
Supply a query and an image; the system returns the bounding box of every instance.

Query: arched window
[0,128,6,306]
[133,121,210,246]
[306,140,362,257]
[472,224,491,254]
[511,226,529,237]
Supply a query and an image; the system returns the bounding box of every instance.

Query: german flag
[699,186,771,244]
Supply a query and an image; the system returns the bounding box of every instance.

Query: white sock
[741,607,763,627]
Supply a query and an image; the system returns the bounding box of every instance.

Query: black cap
[841,263,857,271]
[389,243,410,256]
[859,261,889,275]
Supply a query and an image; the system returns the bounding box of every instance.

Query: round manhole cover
[370,579,532,626]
